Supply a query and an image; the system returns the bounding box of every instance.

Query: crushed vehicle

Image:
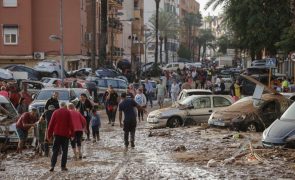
[0,95,34,151]
[262,101,295,148]
[208,94,293,132]
[147,95,233,128]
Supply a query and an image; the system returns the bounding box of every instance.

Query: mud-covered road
[1,104,295,179]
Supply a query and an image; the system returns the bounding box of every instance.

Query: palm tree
[154,0,161,65]
[198,29,216,60]
[149,10,179,64]
[183,12,202,61]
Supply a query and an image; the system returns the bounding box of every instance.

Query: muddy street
[1,105,295,179]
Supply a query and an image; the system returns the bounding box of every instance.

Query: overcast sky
[197,0,222,16]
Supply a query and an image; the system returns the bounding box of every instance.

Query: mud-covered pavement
[1,104,295,179]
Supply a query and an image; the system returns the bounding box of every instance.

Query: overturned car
[208,93,293,132]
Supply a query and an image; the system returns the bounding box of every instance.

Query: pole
[154,0,160,65]
[110,12,114,67]
[60,0,64,86]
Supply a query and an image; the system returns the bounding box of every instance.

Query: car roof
[188,94,230,98]
[181,89,213,93]
[0,95,10,103]
[41,88,71,91]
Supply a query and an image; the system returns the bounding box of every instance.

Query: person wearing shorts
[15,108,38,153]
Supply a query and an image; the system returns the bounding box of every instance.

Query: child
[90,108,101,142]
[37,115,47,156]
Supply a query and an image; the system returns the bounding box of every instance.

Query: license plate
[213,121,225,126]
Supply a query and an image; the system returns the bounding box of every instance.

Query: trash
[174,145,187,152]
[233,133,244,139]
[229,143,241,148]
[223,157,235,165]
[207,159,218,167]
[148,130,171,137]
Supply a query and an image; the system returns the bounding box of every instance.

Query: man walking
[144,78,153,108]
[15,108,38,153]
[47,102,74,172]
[76,93,93,140]
[119,93,144,150]
[105,85,118,126]
[156,79,167,109]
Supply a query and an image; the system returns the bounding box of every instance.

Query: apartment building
[0,0,90,70]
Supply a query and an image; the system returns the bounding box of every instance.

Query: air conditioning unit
[33,52,45,60]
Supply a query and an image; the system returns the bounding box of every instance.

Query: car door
[260,100,279,127]
[213,96,232,111]
[187,97,212,123]
[118,80,128,94]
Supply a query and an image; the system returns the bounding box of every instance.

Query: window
[213,97,231,107]
[3,0,17,7]
[107,79,118,88]
[118,80,127,89]
[3,26,18,45]
[192,97,211,109]
[97,79,106,87]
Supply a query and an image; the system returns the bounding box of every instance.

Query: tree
[198,29,216,60]
[178,44,191,60]
[183,13,202,54]
[154,0,161,65]
[149,9,179,64]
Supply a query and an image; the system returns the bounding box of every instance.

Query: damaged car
[208,93,293,132]
[147,95,233,128]
[262,101,295,147]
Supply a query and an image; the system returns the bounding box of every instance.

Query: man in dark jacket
[45,92,60,110]
[119,93,144,150]
[42,105,55,156]
[76,93,93,140]
[47,102,74,172]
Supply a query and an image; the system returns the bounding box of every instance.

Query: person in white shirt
[170,79,180,104]
[134,88,147,122]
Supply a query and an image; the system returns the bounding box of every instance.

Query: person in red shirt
[0,86,9,98]
[68,103,86,160]
[15,108,38,153]
[20,83,32,106]
[47,102,74,172]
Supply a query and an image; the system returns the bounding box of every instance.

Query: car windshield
[280,102,295,121]
[72,89,90,99]
[187,91,212,96]
[178,96,195,106]
[0,102,17,118]
[36,90,69,101]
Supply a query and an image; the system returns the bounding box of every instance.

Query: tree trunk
[154,0,160,65]
[100,0,108,67]
[164,36,168,64]
[160,37,163,65]
[202,42,207,60]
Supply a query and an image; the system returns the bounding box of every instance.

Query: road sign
[291,52,295,62]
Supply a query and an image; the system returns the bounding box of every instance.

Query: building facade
[0,0,91,70]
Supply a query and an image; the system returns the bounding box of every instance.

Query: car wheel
[167,117,181,128]
[51,71,58,78]
[246,122,258,132]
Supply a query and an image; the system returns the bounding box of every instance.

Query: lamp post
[49,0,64,86]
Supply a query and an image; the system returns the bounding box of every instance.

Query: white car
[281,93,295,101]
[162,62,185,71]
[177,89,213,101]
[41,77,62,88]
[147,95,233,128]
[34,60,62,78]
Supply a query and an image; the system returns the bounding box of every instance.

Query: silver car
[147,95,233,128]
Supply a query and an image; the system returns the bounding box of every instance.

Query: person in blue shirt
[90,108,101,142]
[144,78,153,108]
[119,92,145,150]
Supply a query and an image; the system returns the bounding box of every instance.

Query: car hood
[263,119,295,143]
[30,100,69,107]
[148,107,183,118]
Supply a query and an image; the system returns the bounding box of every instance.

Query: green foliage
[206,0,292,59]
[276,26,295,53]
[177,44,192,60]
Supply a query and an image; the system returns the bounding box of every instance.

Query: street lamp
[49,0,64,86]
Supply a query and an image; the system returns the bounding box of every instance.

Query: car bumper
[146,118,167,128]
[0,136,19,143]
[208,119,231,127]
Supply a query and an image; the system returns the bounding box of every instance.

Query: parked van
[162,62,185,71]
